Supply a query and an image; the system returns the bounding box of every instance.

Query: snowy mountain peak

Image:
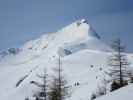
[78,19,101,39]
[59,19,100,41]
[21,19,110,57]
[80,18,87,23]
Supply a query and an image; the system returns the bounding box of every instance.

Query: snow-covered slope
[0,19,132,100]
[96,84,133,100]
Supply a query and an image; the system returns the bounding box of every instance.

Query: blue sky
[0,0,133,52]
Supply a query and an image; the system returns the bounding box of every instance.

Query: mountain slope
[0,19,132,100]
[0,49,109,100]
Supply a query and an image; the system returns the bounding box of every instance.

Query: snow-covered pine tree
[31,68,48,100]
[107,38,129,91]
[49,56,69,100]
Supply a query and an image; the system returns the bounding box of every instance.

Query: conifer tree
[49,56,69,100]
[107,38,129,91]
[31,68,48,100]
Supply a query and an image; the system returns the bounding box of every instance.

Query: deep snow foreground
[0,19,133,100]
[96,84,133,100]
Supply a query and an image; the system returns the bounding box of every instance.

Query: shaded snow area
[0,19,133,100]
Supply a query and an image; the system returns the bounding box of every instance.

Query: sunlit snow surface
[96,84,133,100]
[0,19,133,100]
